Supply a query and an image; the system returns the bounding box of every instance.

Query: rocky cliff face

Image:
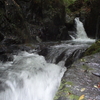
[0,0,72,44]
[0,0,33,43]
[0,0,100,44]
[84,0,100,39]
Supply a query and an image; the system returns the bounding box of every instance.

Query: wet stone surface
[54,53,100,100]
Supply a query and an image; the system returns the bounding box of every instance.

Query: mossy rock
[54,79,80,100]
[84,40,100,56]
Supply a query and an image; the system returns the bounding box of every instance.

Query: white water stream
[0,17,96,100]
[71,17,95,42]
[0,52,66,100]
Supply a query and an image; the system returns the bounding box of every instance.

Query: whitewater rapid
[70,17,95,43]
[0,51,66,100]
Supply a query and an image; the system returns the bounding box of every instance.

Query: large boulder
[55,53,100,100]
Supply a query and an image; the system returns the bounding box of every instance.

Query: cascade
[0,17,96,100]
[75,17,88,39]
[0,51,66,100]
[42,42,90,68]
[71,17,95,42]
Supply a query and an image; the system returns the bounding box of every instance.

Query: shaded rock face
[84,0,100,39]
[0,0,33,43]
[0,0,100,44]
[0,33,4,42]
[68,0,84,12]
[0,0,71,43]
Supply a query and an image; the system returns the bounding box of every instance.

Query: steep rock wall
[0,0,72,43]
[84,0,100,39]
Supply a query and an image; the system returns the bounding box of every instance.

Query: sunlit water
[0,52,66,100]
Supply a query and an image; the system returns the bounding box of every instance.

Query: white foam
[72,38,95,43]
[71,17,95,43]
[0,51,66,100]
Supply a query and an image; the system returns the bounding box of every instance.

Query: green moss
[81,64,93,71]
[68,94,79,100]
[84,40,100,56]
[66,81,74,86]
[63,0,76,6]
[54,79,80,100]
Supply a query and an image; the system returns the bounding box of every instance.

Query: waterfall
[43,42,89,68]
[71,17,95,42]
[75,17,88,39]
[0,51,66,100]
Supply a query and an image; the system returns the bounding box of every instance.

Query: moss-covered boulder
[84,40,100,56]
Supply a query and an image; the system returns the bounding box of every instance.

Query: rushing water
[75,17,88,39]
[44,41,89,66]
[0,52,66,100]
[43,18,95,66]
[0,17,96,100]
[70,17,95,42]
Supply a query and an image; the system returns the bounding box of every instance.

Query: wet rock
[55,53,100,100]
[56,50,66,64]
[38,47,49,57]
[18,44,34,53]
[0,54,13,62]
[65,49,84,67]
[0,43,33,62]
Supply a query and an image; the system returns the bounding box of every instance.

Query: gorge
[0,0,100,100]
[0,17,99,100]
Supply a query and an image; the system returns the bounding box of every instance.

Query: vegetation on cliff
[84,40,100,56]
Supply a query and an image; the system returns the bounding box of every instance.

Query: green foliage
[63,0,76,6]
[69,94,79,100]
[84,40,100,56]
[84,0,88,2]
[62,0,76,13]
